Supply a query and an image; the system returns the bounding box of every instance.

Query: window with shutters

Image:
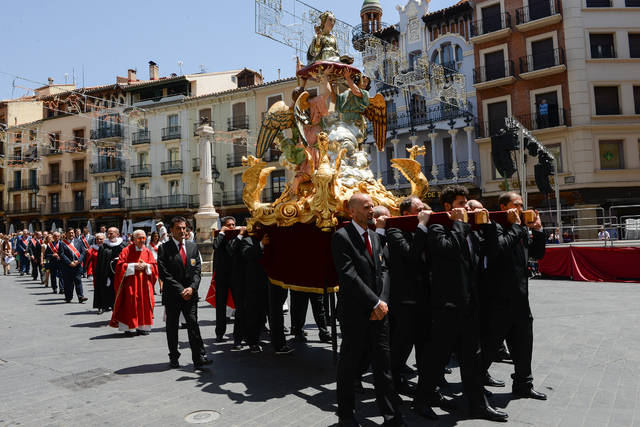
[270,170,286,198]
[634,86,640,114]
[546,144,563,172]
[487,101,508,135]
[594,86,620,115]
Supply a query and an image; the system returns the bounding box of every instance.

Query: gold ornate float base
[242,133,429,232]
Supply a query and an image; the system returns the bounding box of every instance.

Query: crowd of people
[2,185,548,426]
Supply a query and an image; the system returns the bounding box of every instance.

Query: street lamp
[117,175,130,196]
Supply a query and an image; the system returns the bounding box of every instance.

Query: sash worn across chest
[63,240,81,259]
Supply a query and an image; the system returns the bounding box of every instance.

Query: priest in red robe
[109,229,158,337]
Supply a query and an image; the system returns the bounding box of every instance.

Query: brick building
[472,0,570,207]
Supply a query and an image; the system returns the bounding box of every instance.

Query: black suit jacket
[27,240,42,260]
[238,236,270,291]
[486,223,546,305]
[213,233,235,284]
[331,222,390,323]
[386,228,428,306]
[158,239,202,306]
[59,241,85,275]
[427,221,495,309]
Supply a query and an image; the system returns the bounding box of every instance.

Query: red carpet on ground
[538,246,640,282]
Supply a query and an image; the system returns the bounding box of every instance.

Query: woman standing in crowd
[1,234,13,275]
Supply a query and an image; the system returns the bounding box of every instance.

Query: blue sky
[1,0,457,100]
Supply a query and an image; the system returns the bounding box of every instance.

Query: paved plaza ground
[0,273,639,426]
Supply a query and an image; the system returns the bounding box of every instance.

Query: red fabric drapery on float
[538,246,640,282]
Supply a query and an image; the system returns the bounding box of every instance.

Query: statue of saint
[306,11,354,65]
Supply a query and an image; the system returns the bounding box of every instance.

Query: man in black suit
[385,196,430,397]
[157,216,211,370]
[60,228,88,304]
[331,193,403,427]
[27,231,43,282]
[238,230,272,353]
[44,231,64,295]
[417,185,507,422]
[212,216,239,342]
[482,192,547,400]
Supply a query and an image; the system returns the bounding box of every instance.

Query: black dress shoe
[294,334,308,343]
[513,386,547,400]
[413,402,438,420]
[484,374,505,387]
[444,367,452,374]
[429,393,457,411]
[123,331,136,337]
[169,359,180,369]
[496,348,512,362]
[215,336,225,343]
[274,345,294,355]
[470,405,509,422]
[395,378,416,397]
[337,416,360,427]
[354,380,365,394]
[194,357,213,370]
[136,330,150,336]
[78,297,88,303]
[319,332,332,343]
[249,344,262,353]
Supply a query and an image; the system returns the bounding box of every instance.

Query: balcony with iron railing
[65,170,87,183]
[42,146,62,156]
[370,103,473,135]
[519,48,566,78]
[90,158,125,174]
[92,197,125,210]
[470,12,512,42]
[132,130,150,145]
[154,195,199,210]
[626,0,640,6]
[6,204,41,215]
[130,164,152,178]
[476,108,569,138]
[160,160,183,175]
[515,0,561,29]
[227,152,247,168]
[192,156,218,172]
[473,60,516,89]
[227,115,250,131]
[91,126,123,140]
[44,200,89,215]
[161,126,181,141]
[8,179,38,192]
[40,174,62,186]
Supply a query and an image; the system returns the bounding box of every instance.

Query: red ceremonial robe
[86,247,98,277]
[109,244,158,330]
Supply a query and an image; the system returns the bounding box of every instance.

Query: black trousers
[390,302,426,383]
[482,301,534,387]
[31,260,41,281]
[337,315,399,422]
[417,305,487,411]
[50,265,62,292]
[290,290,329,336]
[214,278,231,339]
[165,298,204,363]
[62,270,84,301]
[231,280,245,345]
[244,280,268,346]
[268,282,288,349]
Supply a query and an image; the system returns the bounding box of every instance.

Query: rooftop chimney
[48,77,54,86]
[128,68,137,82]
[148,61,159,81]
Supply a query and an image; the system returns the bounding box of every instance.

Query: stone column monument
[194,121,220,243]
